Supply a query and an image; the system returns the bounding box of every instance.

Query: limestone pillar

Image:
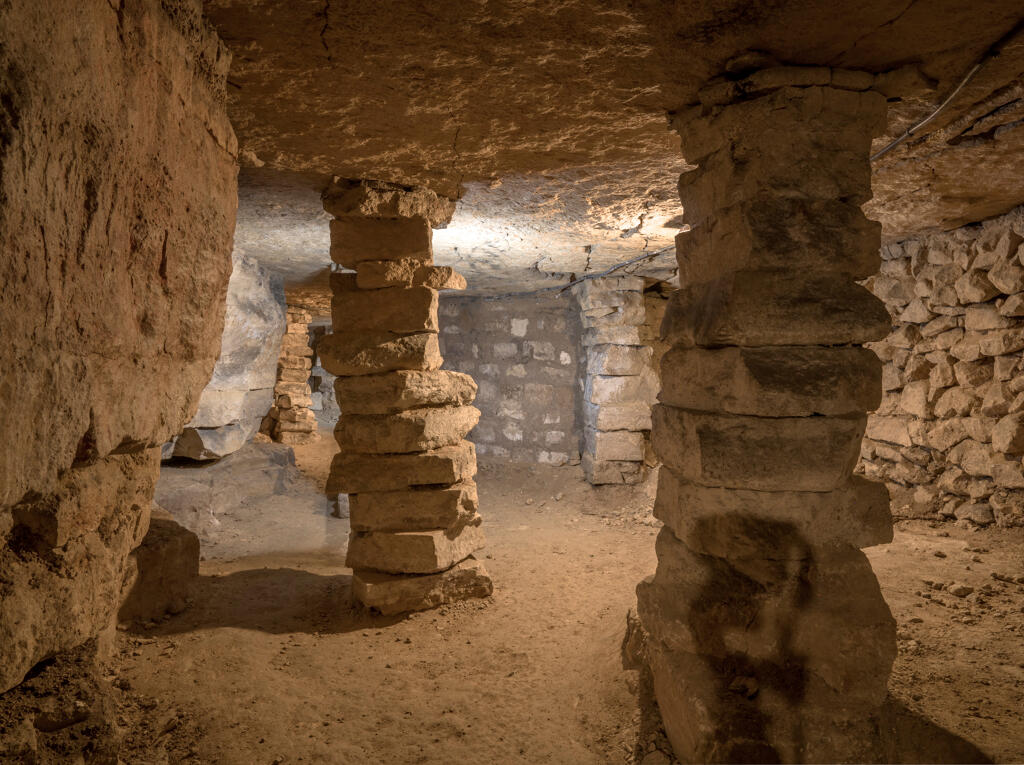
[267,307,318,445]
[637,69,898,762]
[319,179,493,614]
[574,275,658,484]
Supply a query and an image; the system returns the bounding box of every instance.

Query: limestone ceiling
[206,0,1024,296]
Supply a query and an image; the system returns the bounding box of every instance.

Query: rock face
[168,252,286,459]
[861,205,1024,527]
[0,0,237,692]
[638,72,896,763]
[321,179,493,614]
[576,276,658,485]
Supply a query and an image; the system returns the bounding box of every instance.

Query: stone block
[345,515,485,574]
[652,405,865,491]
[581,325,642,346]
[947,439,996,477]
[333,369,476,414]
[329,217,431,268]
[933,387,978,418]
[954,270,999,304]
[327,441,476,493]
[584,428,646,462]
[980,329,1024,356]
[349,482,478,532]
[865,416,913,447]
[580,291,645,327]
[581,453,644,485]
[318,331,441,376]
[586,368,658,405]
[988,260,1024,294]
[1000,293,1024,316]
[572,276,644,307]
[334,406,480,454]
[662,270,891,348]
[356,260,466,290]
[586,344,653,375]
[331,286,438,334]
[899,380,931,418]
[676,197,881,283]
[654,469,892,555]
[965,304,1012,331]
[352,557,493,615]
[583,401,652,431]
[660,346,880,417]
[993,413,1024,455]
[926,419,968,451]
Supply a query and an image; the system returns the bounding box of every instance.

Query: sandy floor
[116,434,1024,764]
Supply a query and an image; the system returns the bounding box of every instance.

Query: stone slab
[331,285,438,334]
[581,453,644,485]
[334,405,480,454]
[329,217,431,267]
[327,440,477,494]
[654,468,892,555]
[345,515,485,574]
[652,405,865,492]
[586,344,653,376]
[352,557,493,615]
[584,427,646,462]
[350,482,478,532]
[356,260,466,290]
[318,331,441,376]
[662,270,892,348]
[581,326,642,346]
[333,370,476,414]
[586,367,658,405]
[583,401,652,431]
[659,346,881,417]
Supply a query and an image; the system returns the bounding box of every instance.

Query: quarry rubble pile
[319,179,493,614]
[861,206,1024,529]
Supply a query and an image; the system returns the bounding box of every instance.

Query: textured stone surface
[212,1,1024,297]
[331,286,439,334]
[0,0,236,692]
[352,557,493,615]
[327,441,477,494]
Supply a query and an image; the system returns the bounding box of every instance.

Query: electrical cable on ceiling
[871,19,1023,161]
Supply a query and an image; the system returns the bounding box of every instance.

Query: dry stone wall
[439,293,581,465]
[861,205,1024,528]
[574,276,659,484]
[265,308,319,445]
[0,0,236,692]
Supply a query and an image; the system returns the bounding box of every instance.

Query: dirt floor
[109,433,1024,764]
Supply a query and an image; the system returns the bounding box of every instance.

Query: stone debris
[574,276,656,485]
[861,207,1024,528]
[321,179,492,612]
[637,76,897,763]
[264,308,319,446]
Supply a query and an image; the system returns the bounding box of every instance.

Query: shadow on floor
[884,697,993,764]
[127,566,405,637]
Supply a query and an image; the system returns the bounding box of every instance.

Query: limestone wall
[0,0,237,691]
[439,293,581,464]
[861,205,1024,527]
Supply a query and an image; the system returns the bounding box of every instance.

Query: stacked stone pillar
[319,179,493,615]
[637,69,899,762]
[268,307,319,445]
[574,275,658,484]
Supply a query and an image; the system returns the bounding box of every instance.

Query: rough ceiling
[206,0,1024,298]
